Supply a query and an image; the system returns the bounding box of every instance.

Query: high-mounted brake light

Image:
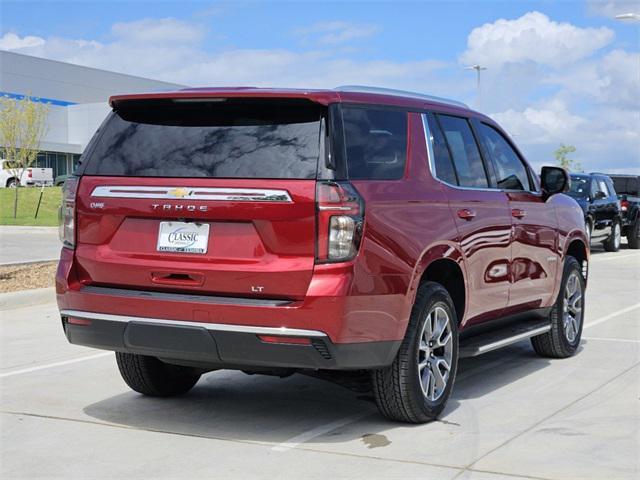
[316,181,364,262]
[58,176,79,249]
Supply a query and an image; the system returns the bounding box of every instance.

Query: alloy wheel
[418,306,453,402]
[562,271,583,344]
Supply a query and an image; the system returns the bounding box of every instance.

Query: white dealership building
[0,50,184,180]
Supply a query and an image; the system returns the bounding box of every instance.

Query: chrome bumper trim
[60,309,327,338]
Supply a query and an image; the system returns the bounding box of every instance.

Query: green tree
[0,95,49,217]
[554,144,582,172]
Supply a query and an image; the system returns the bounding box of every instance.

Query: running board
[459,319,551,358]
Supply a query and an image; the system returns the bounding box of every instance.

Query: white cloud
[0,21,447,92]
[461,11,614,68]
[295,21,378,46]
[544,49,640,108]
[492,99,586,145]
[110,18,205,45]
[0,32,45,50]
[1,14,638,173]
[492,99,640,173]
[587,0,640,17]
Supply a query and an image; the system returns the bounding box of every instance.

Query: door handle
[457,208,476,220]
[511,208,526,219]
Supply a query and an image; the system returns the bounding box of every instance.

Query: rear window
[611,176,638,196]
[342,106,407,180]
[82,99,322,179]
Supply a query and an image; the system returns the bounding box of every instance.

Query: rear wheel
[372,282,458,423]
[627,216,639,249]
[603,220,621,252]
[531,256,584,358]
[6,178,18,188]
[116,353,201,397]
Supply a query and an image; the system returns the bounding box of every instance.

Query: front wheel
[372,282,458,423]
[603,220,621,252]
[531,256,585,358]
[116,353,201,397]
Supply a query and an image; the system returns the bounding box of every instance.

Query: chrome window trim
[91,186,293,202]
[61,309,327,338]
[421,113,541,195]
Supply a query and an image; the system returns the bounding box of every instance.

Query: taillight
[58,176,78,249]
[316,181,364,262]
[27,169,32,178]
[621,200,629,212]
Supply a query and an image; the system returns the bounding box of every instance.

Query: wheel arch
[565,236,589,283]
[409,244,467,327]
[5,177,19,187]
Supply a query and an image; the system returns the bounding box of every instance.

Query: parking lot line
[583,302,640,330]
[0,352,112,378]
[272,411,372,452]
[590,252,640,263]
[583,336,640,344]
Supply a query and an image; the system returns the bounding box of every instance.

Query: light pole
[615,13,640,21]
[465,64,487,108]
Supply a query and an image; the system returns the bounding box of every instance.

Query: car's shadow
[83,341,564,445]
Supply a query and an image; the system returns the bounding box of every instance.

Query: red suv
[56,86,588,423]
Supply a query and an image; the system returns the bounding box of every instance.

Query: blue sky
[1,0,639,172]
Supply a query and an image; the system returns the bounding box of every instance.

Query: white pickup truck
[0,159,54,187]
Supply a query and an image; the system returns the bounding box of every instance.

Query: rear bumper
[60,310,400,370]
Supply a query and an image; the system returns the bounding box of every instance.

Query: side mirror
[594,191,606,200]
[541,166,570,196]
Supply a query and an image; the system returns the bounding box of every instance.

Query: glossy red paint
[56,87,588,350]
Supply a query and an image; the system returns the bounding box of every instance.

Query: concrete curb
[0,287,56,311]
[0,259,58,267]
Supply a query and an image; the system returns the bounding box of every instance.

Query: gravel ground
[0,261,57,293]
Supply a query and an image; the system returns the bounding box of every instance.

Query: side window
[478,123,530,191]
[597,178,610,197]
[435,114,489,188]
[590,178,599,197]
[425,114,457,185]
[342,106,408,180]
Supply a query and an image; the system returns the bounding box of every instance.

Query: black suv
[609,174,640,249]
[568,173,622,251]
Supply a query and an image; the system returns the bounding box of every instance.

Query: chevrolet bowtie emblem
[168,188,191,198]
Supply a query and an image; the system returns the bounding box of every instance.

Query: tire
[531,256,585,358]
[6,178,18,188]
[603,219,621,252]
[627,216,640,249]
[585,219,592,245]
[116,353,201,397]
[372,282,459,423]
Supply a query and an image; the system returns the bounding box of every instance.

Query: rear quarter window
[341,106,408,180]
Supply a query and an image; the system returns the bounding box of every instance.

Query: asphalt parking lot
[1,243,639,480]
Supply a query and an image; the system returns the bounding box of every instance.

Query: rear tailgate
[73,97,322,300]
[74,177,316,299]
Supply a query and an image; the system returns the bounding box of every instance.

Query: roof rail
[335,85,468,109]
